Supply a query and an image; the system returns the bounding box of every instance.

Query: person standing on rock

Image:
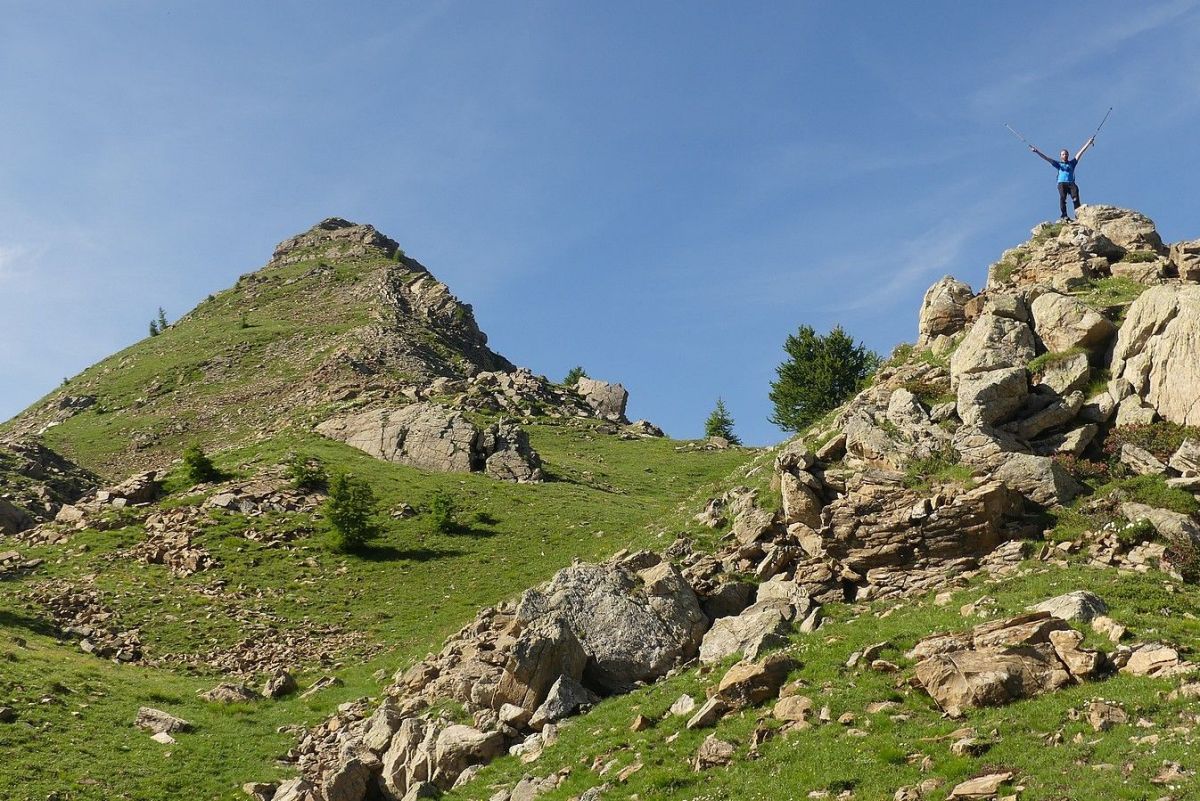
[1028,137,1095,222]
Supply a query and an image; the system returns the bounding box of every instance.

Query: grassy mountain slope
[0,218,760,799]
[1,219,511,480]
[0,423,754,800]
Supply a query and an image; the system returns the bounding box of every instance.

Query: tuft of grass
[1028,346,1087,374]
[903,444,974,490]
[1071,276,1146,312]
[1119,250,1159,263]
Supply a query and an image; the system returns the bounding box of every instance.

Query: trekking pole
[1004,123,1031,145]
[1090,107,1113,144]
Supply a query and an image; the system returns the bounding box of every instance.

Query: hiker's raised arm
[1074,136,1096,161]
[1029,145,1055,165]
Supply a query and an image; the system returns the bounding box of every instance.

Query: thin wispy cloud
[0,244,27,285]
[970,1,1199,112]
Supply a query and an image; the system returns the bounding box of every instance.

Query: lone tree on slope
[769,324,879,433]
[705,398,740,444]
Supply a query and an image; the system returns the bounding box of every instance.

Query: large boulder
[432,725,505,787]
[516,561,708,693]
[574,378,629,422]
[1029,292,1116,353]
[316,404,543,481]
[699,605,791,665]
[956,367,1028,427]
[480,421,544,483]
[1074,205,1165,253]
[495,614,587,714]
[912,612,1101,716]
[317,404,479,472]
[1030,591,1108,624]
[950,313,1037,387]
[917,276,975,346]
[1108,285,1200,426]
[991,453,1083,507]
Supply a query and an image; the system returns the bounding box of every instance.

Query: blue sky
[2,1,1199,444]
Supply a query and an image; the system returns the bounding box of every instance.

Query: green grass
[1119,250,1160,263]
[902,445,974,490]
[1071,277,1146,314]
[1047,473,1198,541]
[1027,346,1086,373]
[0,423,756,800]
[991,248,1030,284]
[446,563,1200,801]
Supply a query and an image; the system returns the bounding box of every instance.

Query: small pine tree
[181,442,221,484]
[704,398,740,444]
[769,324,880,433]
[157,307,168,332]
[149,320,159,337]
[324,472,379,552]
[426,490,459,535]
[239,313,249,330]
[564,366,588,387]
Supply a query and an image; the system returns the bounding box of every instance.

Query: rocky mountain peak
[269,217,402,267]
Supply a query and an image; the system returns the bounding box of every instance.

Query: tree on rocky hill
[704,398,740,444]
[563,366,588,387]
[769,324,879,433]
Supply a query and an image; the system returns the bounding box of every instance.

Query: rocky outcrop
[812,472,1021,577]
[916,276,975,347]
[316,404,543,482]
[573,378,629,422]
[912,611,1106,716]
[517,560,707,692]
[1074,205,1165,253]
[0,438,96,534]
[1170,239,1200,281]
[1109,284,1200,426]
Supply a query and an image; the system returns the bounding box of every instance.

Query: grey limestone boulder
[950,313,1037,387]
[1030,591,1108,624]
[1074,205,1165,253]
[516,561,708,693]
[317,403,543,482]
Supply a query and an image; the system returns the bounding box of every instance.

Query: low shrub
[1104,422,1200,462]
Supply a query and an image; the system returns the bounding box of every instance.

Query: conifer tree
[769,324,879,432]
[704,398,740,444]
